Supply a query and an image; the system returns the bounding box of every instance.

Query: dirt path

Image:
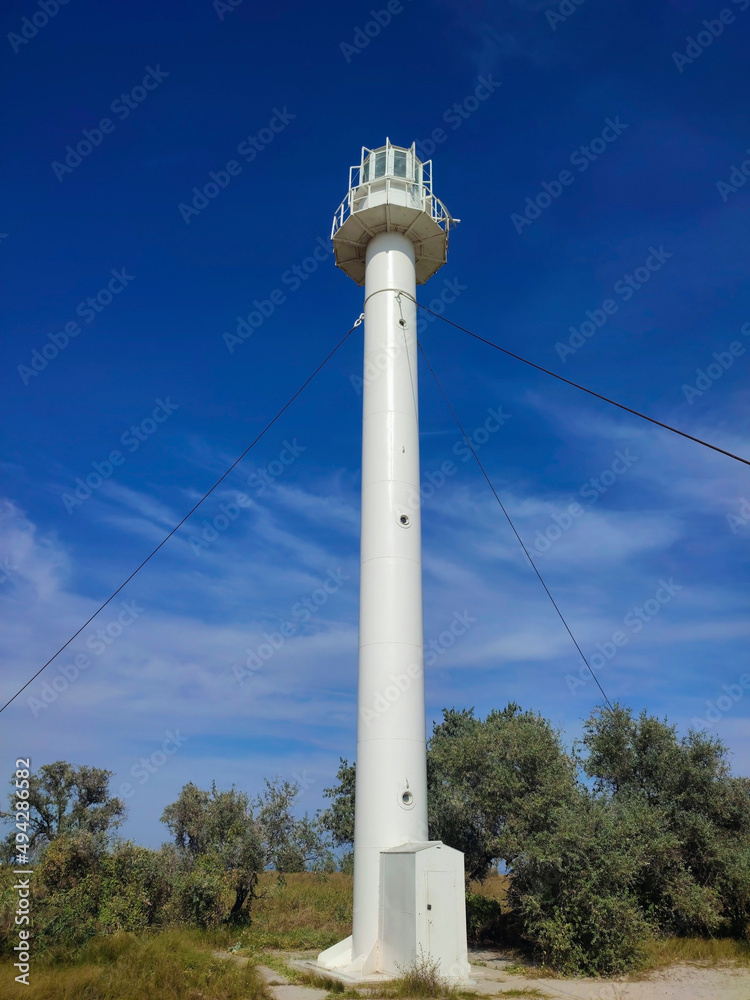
[470,949,750,999]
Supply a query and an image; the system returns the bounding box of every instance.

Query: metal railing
[331,173,455,240]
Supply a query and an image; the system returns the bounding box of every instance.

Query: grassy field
[3,928,267,1000]
[2,872,350,1000]
[3,871,749,998]
[243,871,354,951]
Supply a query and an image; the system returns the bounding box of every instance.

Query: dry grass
[2,928,268,1000]
[468,873,510,909]
[502,963,557,980]
[635,934,750,973]
[388,952,455,998]
[245,871,353,951]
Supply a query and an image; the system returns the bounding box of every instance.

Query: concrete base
[292,958,480,988]
[291,959,395,986]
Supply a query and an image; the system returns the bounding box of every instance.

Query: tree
[578,704,750,936]
[506,791,665,974]
[161,781,263,923]
[427,705,578,881]
[254,777,335,873]
[1,761,124,859]
[320,758,355,848]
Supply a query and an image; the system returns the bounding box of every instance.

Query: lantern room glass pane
[362,147,422,184]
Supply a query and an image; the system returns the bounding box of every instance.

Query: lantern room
[331,139,458,286]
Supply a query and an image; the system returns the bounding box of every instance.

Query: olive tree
[0,761,124,860]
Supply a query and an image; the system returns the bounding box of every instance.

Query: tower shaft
[353,232,427,961]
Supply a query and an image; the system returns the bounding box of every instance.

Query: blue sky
[1,0,749,848]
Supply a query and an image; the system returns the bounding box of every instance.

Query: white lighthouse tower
[316,140,470,982]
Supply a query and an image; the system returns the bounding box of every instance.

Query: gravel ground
[469,948,750,999]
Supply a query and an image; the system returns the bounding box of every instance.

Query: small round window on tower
[399,514,410,526]
[401,790,414,806]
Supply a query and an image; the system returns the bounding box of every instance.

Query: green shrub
[0,834,178,955]
[97,841,172,932]
[465,891,504,944]
[166,853,232,928]
[579,706,750,939]
[32,831,107,950]
[507,795,656,974]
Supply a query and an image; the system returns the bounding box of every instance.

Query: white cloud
[0,499,68,599]
[99,481,180,527]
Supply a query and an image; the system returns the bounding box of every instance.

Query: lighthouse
[316,141,470,982]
